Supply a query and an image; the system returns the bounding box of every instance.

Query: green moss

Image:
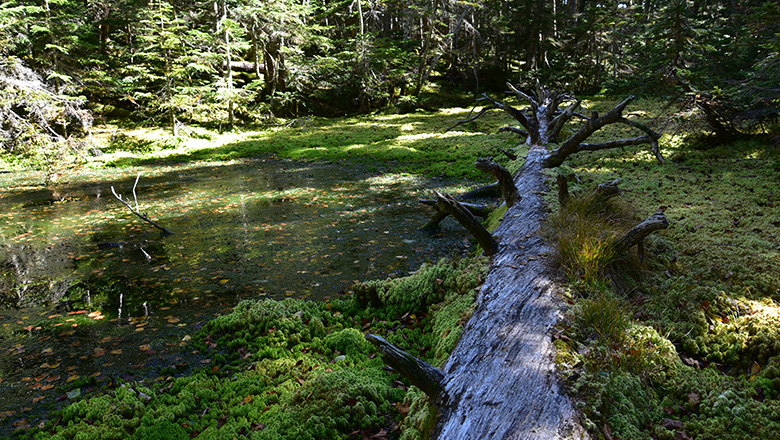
[353,257,488,317]
[397,388,437,440]
[483,204,507,232]
[132,420,188,440]
[25,255,488,440]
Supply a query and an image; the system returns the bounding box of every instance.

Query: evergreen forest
[1,0,780,439]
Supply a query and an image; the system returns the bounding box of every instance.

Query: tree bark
[433,145,585,439]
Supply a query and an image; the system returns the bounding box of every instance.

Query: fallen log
[433,145,585,439]
[376,84,667,439]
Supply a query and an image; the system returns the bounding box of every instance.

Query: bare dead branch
[578,135,656,152]
[617,117,664,164]
[548,98,582,141]
[506,82,539,114]
[111,173,174,236]
[498,126,529,137]
[445,103,497,132]
[366,334,445,402]
[544,95,664,167]
[613,211,669,261]
[420,199,491,231]
[475,158,520,207]
[497,148,517,161]
[434,191,499,255]
[596,179,623,198]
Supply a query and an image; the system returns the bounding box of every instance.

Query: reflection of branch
[111,172,174,236]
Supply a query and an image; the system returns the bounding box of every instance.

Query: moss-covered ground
[5,99,779,440]
[18,257,488,440]
[548,98,780,439]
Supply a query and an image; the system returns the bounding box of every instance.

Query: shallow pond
[0,156,475,433]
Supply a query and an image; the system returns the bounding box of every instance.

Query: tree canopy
[0,0,778,155]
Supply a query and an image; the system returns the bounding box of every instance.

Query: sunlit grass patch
[95,108,519,181]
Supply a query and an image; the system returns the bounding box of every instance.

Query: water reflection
[0,156,474,433]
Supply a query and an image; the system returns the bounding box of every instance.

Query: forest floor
[3,100,780,439]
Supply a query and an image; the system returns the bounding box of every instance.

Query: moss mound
[25,257,488,440]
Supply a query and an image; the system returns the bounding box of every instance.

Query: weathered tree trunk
[383,84,668,439]
[433,145,585,439]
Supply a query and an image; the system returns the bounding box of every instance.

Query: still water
[0,156,473,433]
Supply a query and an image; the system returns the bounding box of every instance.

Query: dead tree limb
[433,191,499,255]
[445,104,497,132]
[420,200,491,231]
[544,96,665,167]
[475,158,520,207]
[596,178,623,198]
[111,173,174,236]
[366,334,445,401]
[497,148,518,161]
[498,126,529,137]
[460,182,501,200]
[613,211,669,261]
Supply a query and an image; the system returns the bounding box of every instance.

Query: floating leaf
[139,344,151,351]
[110,349,122,355]
[94,348,106,356]
[41,384,54,391]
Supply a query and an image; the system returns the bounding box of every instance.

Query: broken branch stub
[433,191,499,256]
[365,334,445,402]
[614,211,669,261]
[475,158,520,208]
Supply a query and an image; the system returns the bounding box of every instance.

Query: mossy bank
[18,257,488,440]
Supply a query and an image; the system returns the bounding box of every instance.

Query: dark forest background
[1,0,779,153]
